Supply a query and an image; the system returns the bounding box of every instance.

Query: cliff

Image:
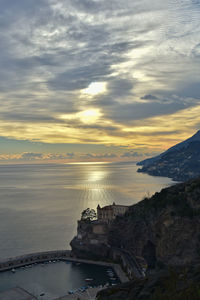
[71,177,200,268]
[137,130,200,181]
[71,177,200,299]
[109,177,200,268]
[70,220,110,260]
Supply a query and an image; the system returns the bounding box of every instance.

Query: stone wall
[0,250,70,272]
[70,219,110,260]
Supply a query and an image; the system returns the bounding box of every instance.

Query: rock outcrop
[70,220,110,260]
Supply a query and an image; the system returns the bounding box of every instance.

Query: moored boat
[85,278,93,282]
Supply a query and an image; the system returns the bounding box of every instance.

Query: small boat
[40,293,45,296]
[11,268,15,273]
[85,278,94,282]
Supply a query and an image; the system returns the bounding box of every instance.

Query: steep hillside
[109,177,200,268]
[71,177,200,299]
[97,264,200,300]
[97,177,200,299]
[138,130,200,167]
[137,131,200,181]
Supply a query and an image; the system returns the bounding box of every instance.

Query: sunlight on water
[0,162,174,259]
[87,170,107,182]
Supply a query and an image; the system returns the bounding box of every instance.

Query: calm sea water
[0,161,174,298]
[0,261,120,299]
[0,162,174,259]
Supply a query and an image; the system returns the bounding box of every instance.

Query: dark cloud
[48,63,111,91]
[176,82,200,98]
[107,78,134,98]
[20,152,75,160]
[141,94,158,100]
[81,153,117,159]
[0,112,58,123]
[21,152,43,159]
[0,0,200,148]
[101,100,186,124]
[121,151,141,158]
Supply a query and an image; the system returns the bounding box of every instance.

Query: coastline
[0,249,128,283]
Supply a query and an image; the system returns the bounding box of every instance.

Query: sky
[0,0,200,163]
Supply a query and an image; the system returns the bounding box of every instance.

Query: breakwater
[0,250,128,283]
[0,250,71,272]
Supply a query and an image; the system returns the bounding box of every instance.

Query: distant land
[137,130,200,181]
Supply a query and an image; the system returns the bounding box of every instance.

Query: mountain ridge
[137,130,200,181]
[137,130,200,167]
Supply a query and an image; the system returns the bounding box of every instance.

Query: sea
[0,161,174,298]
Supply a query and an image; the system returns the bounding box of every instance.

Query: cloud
[81,153,117,159]
[0,152,76,161]
[0,0,200,155]
[21,152,43,159]
[121,151,141,158]
[141,94,158,100]
[48,63,112,91]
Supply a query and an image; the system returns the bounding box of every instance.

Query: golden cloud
[0,104,199,152]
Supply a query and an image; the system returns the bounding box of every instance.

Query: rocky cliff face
[70,220,110,260]
[70,178,200,299]
[71,178,200,269]
[109,177,200,268]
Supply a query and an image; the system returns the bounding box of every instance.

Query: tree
[81,208,97,221]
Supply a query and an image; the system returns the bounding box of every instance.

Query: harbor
[0,249,128,283]
[0,251,126,300]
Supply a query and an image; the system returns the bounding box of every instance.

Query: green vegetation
[81,208,97,221]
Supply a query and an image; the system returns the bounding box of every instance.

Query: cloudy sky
[0,0,200,162]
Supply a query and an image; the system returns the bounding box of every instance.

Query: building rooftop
[98,202,129,210]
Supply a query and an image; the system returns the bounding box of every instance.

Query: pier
[0,250,128,283]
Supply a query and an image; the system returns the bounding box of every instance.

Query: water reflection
[0,261,119,300]
[0,162,174,258]
[87,170,107,182]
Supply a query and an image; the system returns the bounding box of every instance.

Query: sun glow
[82,82,107,95]
[78,109,102,124]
